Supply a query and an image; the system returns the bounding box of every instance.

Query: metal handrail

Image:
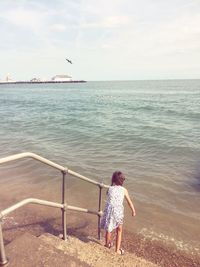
[0,152,66,172]
[0,152,108,187]
[0,198,63,219]
[0,198,102,221]
[0,152,109,266]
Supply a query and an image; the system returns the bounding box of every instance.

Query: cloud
[50,24,67,32]
[0,7,48,32]
[79,15,132,29]
[0,0,200,80]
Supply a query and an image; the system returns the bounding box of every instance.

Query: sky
[0,0,200,81]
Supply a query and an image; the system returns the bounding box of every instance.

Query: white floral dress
[101,185,125,232]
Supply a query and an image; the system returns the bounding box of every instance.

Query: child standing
[101,171,136,254]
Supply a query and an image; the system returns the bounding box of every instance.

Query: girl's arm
[124,188,136,216]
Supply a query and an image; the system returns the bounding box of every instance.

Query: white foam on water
[139,227,200,256]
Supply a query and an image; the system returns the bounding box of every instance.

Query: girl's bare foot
[104,242,113,249]
[116,248,125,255]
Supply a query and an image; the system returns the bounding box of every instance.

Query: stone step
[5,232,90,267]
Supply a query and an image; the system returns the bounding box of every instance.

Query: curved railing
[0,152,109,266]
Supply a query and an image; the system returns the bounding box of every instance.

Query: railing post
[97,184,103,240]
[61,170,67,241]
[0,219,8,266]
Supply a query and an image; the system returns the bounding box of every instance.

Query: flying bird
[66,58,72,64]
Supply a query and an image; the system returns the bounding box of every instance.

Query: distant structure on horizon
[30,78,42,82]
[51,74,72,82]
[0,73,86,84]
[6,73,13,82]
[0,73,15,83]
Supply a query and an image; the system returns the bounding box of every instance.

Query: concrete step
[5,232,159,267]
[39,233,159,267]
[6,232,90,267]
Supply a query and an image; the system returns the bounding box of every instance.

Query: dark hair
[111,171,125,186]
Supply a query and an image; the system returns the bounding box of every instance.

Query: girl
[101,171,136,255]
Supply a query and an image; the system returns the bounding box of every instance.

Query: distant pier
[0,80,86,85]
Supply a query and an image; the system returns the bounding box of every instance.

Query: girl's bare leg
[116,225,123,253]
[105,231,112,247]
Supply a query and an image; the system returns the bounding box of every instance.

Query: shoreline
[2,206,200,267]
[0,171,199,266]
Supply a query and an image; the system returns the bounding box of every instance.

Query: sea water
[0,80,200,255]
